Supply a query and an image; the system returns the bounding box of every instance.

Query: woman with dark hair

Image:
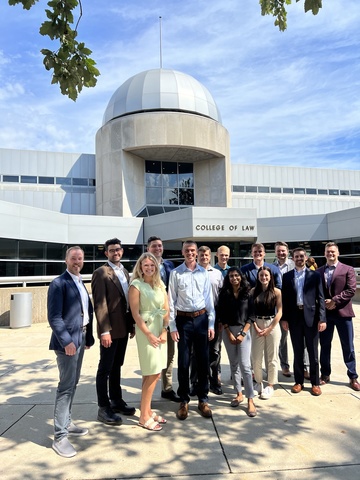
[251,266,282,400]
[217,267,256,417]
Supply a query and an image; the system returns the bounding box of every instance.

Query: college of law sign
[195,223,256,232]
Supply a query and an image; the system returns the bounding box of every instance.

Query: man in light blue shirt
[168,240,215,421]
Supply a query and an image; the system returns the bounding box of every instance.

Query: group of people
[47,238,360,457]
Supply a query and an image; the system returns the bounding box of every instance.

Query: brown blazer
[91,263,133,339]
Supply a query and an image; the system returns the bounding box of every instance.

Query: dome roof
[102,68,222,125]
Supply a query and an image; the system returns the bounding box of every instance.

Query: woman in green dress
[129,252,169,431]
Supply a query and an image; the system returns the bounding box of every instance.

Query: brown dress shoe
[350,378,360,391]
[320,375,330,385]
[311,385,322,396]
[198,402,212,418]
[176,402,189,421]
[282,368,291,378]
[291,384,304,394]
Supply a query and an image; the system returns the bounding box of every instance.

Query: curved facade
[97,69,231,218]
[103,68,222,125]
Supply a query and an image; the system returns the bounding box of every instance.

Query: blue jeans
[176,313,209,403]
[54,333,85,441]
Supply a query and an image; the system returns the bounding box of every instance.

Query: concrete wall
[0,283,92,327]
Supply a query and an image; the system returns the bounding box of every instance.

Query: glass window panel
[351,190,360,196]
[162,162,177,187]
[271,187,281,193]
[0,239,17,259]
[318,189,328,195]
[340,190,349,196]
[164,206,179,212]
[21,175,37,184]
[178,163,193,174]
[145,160,161,173]
[136,207,148,217]
[46,243,66,260]
[329,189,339,195]
[283,188,294,194]
[19,240,45,259]
[258,186,270,193]
[72,178,88,186]
[179,188,194,205]
[306,188,317,194]
[163,188,179,205]
[233,185,245,192]
[45,262,64,276]
[245,186,257,193]
[146,172,161,187]
[18,262,45,276]
[179,173,193,188]
[147,206,164,216]
[89,178,96,186]
[82,245,94,260]
[295,188,305,194]
[146,187,162,204]
[0,261,17,276]
[39,176,54,184]
[56,177,72,185]
[3,175,19,183]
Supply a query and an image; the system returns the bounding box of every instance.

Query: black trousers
[289,310,320,386]
[96,336,128,407]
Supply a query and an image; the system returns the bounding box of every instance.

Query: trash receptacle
[10,292,33,328]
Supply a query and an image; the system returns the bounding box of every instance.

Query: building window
[318,189,328,195]
[232,185,245,192]
[72,178,88,186]
[21,175,37,184]
[340,190,349,196]
[3,175,19,183]
[306,188,317,194]
[283,188,294,194]
[329,189,339,195]
[258,186,270,193]
[295,188,306,194]
[89,178,96,186]
[39,176,55,184]
[56,177,72,185]
[145,161,194,211]
[271,187,282,193]
[351,190,360,196]
[245,186,257,193]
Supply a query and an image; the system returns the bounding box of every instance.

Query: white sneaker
[68,422,89,437]
[52,437,77,458]
[260,386,274,400]
[254,382,263,396]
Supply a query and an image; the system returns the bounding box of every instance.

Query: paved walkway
[1,305,360,480]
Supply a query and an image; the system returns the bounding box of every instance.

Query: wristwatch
[240,331,247,337]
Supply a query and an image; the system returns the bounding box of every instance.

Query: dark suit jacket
[317,262,356,318]
[91,263,133,339]
[48,271,94,351]
[282,268,326,328]
[162,259,175,289]
[240,261,282,289]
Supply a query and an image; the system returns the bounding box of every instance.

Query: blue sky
[0,0,359,170]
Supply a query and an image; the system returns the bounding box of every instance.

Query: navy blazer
[162,259,175,289]
[48,271,94,351]
[282,268,326,328]
[240,261,282,289]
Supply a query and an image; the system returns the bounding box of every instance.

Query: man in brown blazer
[92,238,136,425]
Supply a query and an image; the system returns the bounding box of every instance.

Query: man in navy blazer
[48,246,94,458]
[147,235,180,402]
[241,243,282,288]
[281,247,326,396]
[317,242,360,391]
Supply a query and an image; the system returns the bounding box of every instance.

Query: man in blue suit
[241,243,282,288]
[281,247,326,396]
[147,235,180,402]
[48,246,94,458]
